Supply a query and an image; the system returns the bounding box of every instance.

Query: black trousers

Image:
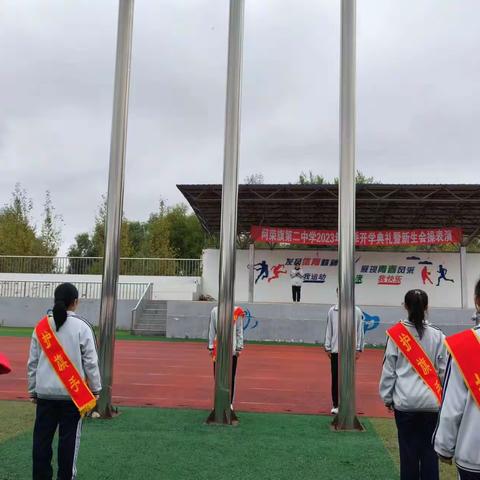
[394,410,439,480]
[459,468,480,480]
[330,353,338,408]
[33,399,82,480]
[292,286,301,302]
[213,355,238,403]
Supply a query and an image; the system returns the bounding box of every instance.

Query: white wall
[202,248,479,308]
[0,273,201,301]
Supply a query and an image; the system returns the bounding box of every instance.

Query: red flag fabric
[0,353,12,375]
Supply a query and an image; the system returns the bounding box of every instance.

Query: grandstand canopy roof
[177,184,480,242]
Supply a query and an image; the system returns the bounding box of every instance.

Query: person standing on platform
[290,264,304,302]
[434,279,480,479]
[380,289,446,480]
[27,283,101,480]
[324,290,365,415]
[208,305,245,410]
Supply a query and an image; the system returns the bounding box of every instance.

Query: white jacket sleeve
[27,331,40,397]
[80,326,102,394]
[324,309,332,352]
[434,357,468,459]
[208,308,217,350]
[379,338,398,406]
[356,308,365,352]
[236,316,244,352]
[435,333,448,382]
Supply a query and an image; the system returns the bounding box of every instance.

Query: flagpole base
[95,405,120,420]
[331,415,364,432]
[206,408,239,426]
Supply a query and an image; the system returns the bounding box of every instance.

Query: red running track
[0,337,391,418]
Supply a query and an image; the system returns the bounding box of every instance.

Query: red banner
[250,226,462,247]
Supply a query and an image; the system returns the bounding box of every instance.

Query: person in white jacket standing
[290,264,304,302]
[208,305,244,409]
[434,279,480,479]
[324,290,365,415]
[379,289,446,480]
[28,283,101,480]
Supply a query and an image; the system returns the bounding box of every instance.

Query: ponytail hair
[404,289,428,339]
[475,278,480,311]
[52,283,79,331]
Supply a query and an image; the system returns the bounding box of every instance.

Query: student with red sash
[434,279,480,479]
[208,305,245,410]
[379,289,447,480]
[27,283,101,480]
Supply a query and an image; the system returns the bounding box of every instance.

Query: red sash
[35,317,96,416]
[212,307,245,362]
[445,329,480,408]
[387,322,442,404]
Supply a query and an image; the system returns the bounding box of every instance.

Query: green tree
[67,233,95,258]
[244,173,264,184]
[39,191,62,256]
[0,185,62,272]
[145,200,175,259]
[333,170,378,185]
[0,184,38,256]
[128,221,149,257]
[297,171,326,185]
[88,196,134,258]
[165,204,205,258]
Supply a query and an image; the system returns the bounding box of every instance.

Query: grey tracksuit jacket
[324,305,365,353]
[379,320,447,412]
[434,326,480,473]
[208,306,244,353]
[27,313,102,400]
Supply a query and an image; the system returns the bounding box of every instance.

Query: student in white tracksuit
[290,264,304,302]
[324,300,365,415]
[379,289,447,480]
[434,279,480,479]
[28,283,101,480]
[208,306,244,406]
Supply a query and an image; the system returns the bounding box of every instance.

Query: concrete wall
[0,298,137,330]
[0,273,201,301]
[167,301,476,345]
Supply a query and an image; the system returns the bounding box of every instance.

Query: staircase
[132,300,167,336]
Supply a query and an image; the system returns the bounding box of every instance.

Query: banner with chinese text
[250,226,462,247]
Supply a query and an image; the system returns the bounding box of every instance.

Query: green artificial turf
[370,417,458,480]
[0,402,397,480]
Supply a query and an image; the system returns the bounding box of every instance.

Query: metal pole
[334,0,362,431]
[206,0,245,425]
[97,0,134,418]
[248,243,255,303]
[460,245,468,309]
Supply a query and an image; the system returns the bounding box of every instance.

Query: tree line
[3,173,469,268]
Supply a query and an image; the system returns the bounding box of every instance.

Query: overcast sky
[1,1,480,253]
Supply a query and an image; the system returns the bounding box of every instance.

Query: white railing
[0,256,202,277]
[0,280,150,300]
[130,283,154,332]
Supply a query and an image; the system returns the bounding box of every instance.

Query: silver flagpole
[334,0,362,431]
[97,0,134,418]
[207,0,245,425]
